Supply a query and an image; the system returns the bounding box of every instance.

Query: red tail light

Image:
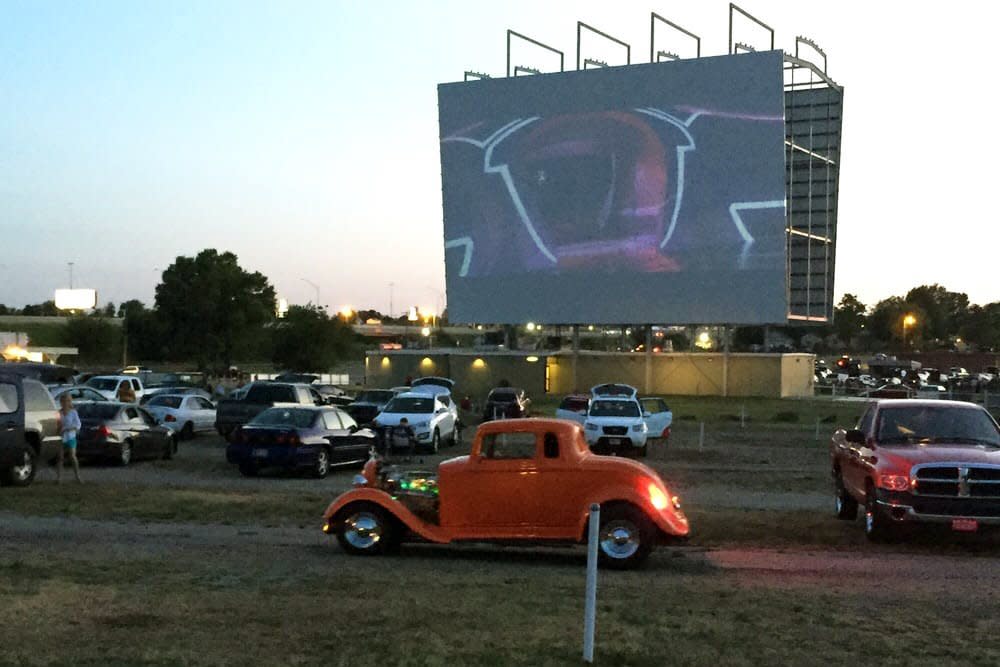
[164,414,176,422]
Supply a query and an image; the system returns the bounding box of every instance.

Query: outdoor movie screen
[438,51,787,325]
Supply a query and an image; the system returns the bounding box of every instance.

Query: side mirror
[845,429,866,444]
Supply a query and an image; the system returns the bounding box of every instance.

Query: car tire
[180,422,194,440]
[313,448,330,479]
[335,502,396,556]
[864,482,895,542]
[835,473,858,520]
[597,504,654,570]
[162,436,176,460]
[2,447,36,487]
[118,441,132,467]
[238,462,258,477]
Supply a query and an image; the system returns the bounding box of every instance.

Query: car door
[320,410,354,462]
[0,374,26,469]
[193,397,215,431]
[448,431,545,532]
[139,408,169,457]
[640,398,672,438]
[122,407,151,458]
[336,409,372,459]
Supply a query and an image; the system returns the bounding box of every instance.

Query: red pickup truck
[831,399,1000,540]
[322,418,689,568]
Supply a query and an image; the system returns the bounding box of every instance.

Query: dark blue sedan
[225,406,375,478]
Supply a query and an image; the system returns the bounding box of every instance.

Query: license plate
[951,518,979,533]
[608,438,622,446]
[252,448,269,458]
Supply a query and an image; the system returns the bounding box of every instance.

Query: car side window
[24,380,55,412]
[323,411,342,430]
[543,432,559,459]
[0,382,19,414]
[338,410,357,430]
[481,432,536,459]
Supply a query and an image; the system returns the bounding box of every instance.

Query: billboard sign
[54,289,97,311]
[438,51,787,324]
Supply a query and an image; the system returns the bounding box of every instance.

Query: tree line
[2,249,355,371]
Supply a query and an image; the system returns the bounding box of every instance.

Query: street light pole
[300,278,320,310]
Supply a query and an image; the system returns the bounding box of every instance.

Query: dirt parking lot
[3,420,999,665]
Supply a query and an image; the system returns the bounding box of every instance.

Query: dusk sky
[4,1,999,315]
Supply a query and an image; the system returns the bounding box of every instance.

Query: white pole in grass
[583,503,600,663]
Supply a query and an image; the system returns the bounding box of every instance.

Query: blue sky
[3,1,999,314]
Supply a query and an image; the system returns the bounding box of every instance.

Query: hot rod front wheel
[336,503,397,555]
[597,505,654,569]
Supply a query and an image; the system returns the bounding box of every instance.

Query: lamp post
[902,313,917,350]
[300,278,320,310]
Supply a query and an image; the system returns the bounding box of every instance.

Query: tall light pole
[300,278,320,310]
[902,313,917,350]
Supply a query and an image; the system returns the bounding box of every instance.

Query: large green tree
[904,284,969,343]
[833,293,867,344]
[271,305,354,372]
[155,250,275,370]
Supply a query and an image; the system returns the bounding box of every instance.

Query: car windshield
[383,397,435,414]
[76,403,120,420]
[876,406,1000,446]
[87,378,118,391]
[148,396,183,408]
[250,408,316,428]
[357,391,395,403]
[589,400,640,418]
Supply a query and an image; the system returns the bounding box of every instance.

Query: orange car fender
[575,485,689,539]
[322,488,450,544]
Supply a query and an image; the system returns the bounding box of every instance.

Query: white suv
[584,397,648,456]
[374,392,457,453]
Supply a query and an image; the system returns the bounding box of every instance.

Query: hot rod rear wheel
[597,505,654,570]
[336,503,396,556]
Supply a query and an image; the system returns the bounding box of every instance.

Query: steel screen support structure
[507,29,564,78]
[650,12,700,62]
[576,21,630,70]
[783,49,843,323]
[728,3,774,54]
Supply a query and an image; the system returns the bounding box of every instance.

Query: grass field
[2,544,998,666]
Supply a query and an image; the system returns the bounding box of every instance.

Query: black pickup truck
[214,382,324,439]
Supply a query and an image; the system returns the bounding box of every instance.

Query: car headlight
[880,474,910,492]
[632,423,646,432]
[584,422,598,430]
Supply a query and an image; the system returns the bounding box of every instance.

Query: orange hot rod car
[322,418,689,568]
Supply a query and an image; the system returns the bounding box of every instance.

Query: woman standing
[57,393,82,483]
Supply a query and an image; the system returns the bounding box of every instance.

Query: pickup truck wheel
[835,474,858,520]
[864,484,895,542]
[336,503,395,555]
[3,448,36,487]
[597,505,654,570]
[118,441,132,467]
[313,448,330,479]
